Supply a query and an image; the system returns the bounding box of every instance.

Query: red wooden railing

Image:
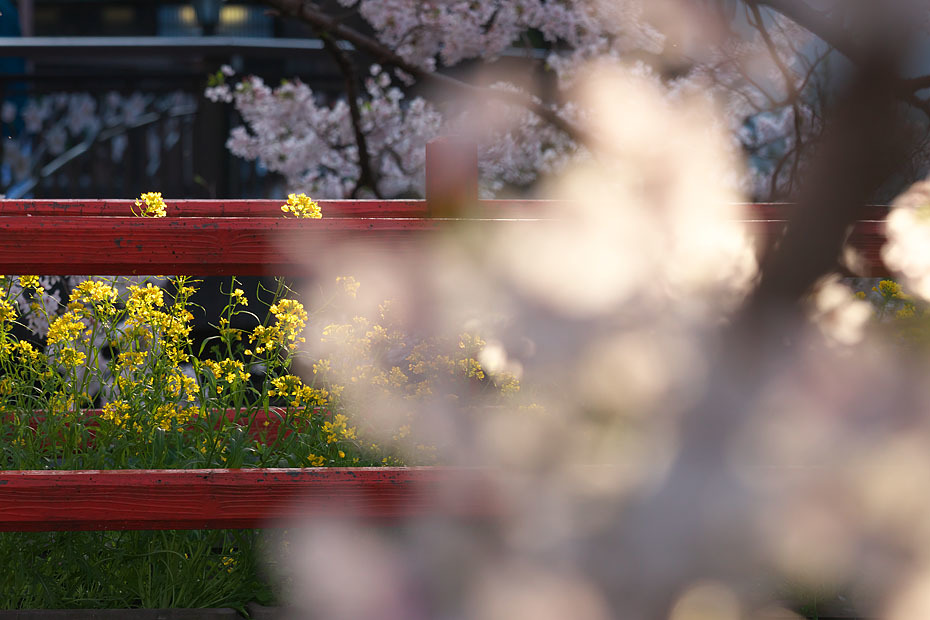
[0,468,498,531]
[0,139,895,531]
[0,200,891,277]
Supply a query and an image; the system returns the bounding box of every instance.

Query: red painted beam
[0,216,457,275]
[0,200,890,219]
[0,199,428,219]
[0,199,571,219]
[0,215,891,276]
[739,203,890,221]
[0,467,499,531]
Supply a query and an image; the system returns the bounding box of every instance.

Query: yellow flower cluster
[247,298,307,355]
[336,276,360,299]
[47,312,87,345]
[371,366,408,390]
[118,282,194,365]
[217,317,242,343]
[164,311,194,365]
[271,299,307,340]
[134,192,167,218]
[392,425,411,441]
[0,298,16,323]
[269,374,328,408]
[877,280,904,299]
[457,357,485,380]
[18,275,43,294]
[203,358,250,392]
[70,280,118,318]
[314,289,525,456]
[153,403,196,432]
[1,270,479,471]
[322,413,357,444]
[116,350,147,372]
[280,193,321,219]
[9,340,40,365]
[126,283,164,317]
[58,347,87,369]
[166,371,198,403]
[101,400,133,428]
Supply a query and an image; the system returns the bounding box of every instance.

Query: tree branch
[749,0,868,65]
[747,0,930,118]
[257,0,589,145]
[318,32,382,198]
[747,3,798,101]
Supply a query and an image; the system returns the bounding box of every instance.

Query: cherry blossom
[215,0,833,199]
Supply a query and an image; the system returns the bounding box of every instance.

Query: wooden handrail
[0,199,572,218]
[0,201,892,276]
[0,468,498,531]
[0,199,891,219]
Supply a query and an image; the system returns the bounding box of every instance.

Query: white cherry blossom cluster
[212,1,821,198]
[883,180,930,300]
[447,83,584,196]
[209,66,442,197]
[340,0,663,70]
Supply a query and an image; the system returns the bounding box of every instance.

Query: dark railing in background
[0,37,354,199]
[0,78,281,200]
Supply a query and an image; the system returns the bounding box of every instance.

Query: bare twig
[749,0,867,65]
[747,3,799,101]
[748,4,809,198]
[747,0,930,119]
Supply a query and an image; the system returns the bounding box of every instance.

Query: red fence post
[425,136,478,218]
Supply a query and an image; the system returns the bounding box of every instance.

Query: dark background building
[0,0,346,199]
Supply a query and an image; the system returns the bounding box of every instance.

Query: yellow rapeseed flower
[250,299,308,354]
[127,283,164,314]
[875,280,904,299]
[134,192,168,218]
[14,340,41,365]
[322,413,357,444]
[203,358,250,385]
[18,275,43,294]
[0,298,16,323]
[166,371,198,402]
[269,374,328,408]
[59,347,87,369]
[70,279,118,317]
[153,403,196,432]
[231,288,248,306]
[271,299,307,339]
[47,312,86,345]
[336,276,360,299]
[280,193,321,219]
[102,400,133,427]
